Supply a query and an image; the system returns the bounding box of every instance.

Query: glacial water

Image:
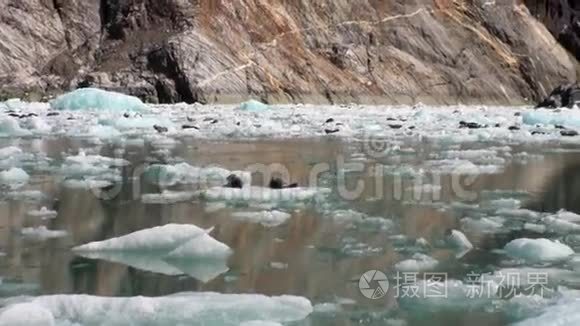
[2,102,580,325]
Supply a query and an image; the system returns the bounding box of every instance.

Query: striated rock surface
[0,0,578,105]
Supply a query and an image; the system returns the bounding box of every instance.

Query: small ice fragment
[26,207,58,220]
[50,88,146,112]
[238,100,269,112]
[523,223,547,234]
[395,253,439,272]
[543,216,580,233]
[20,226,67,240]
[504,238,574,263]
[0,168,29,189]
[0,146,22,157]
[461,217,505,233]
[269,262,288,270]
[552,210,580,223]
[446,229,474,250]
[231,210,291,227]
[313,303,341,314]
[141,191,195,204]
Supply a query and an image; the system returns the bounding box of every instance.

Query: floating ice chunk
[522,109,580,128]
[0,292,313,325]
[20,226,67,241]
[0,146,22,157]
[61,179,113,190]
[23,117,51,133]
[6,190,44,202]
[503,295,552,322]
[141,191,195,204]
[231,210,291,227]
[165,233,232,260]
[168,259,230,283]
[73,224,212,253]
[543,216,580,233]
[269,262,288,270]
[238,100,270,112]
[484,198,521,209]
[0,117,31,137]
[26,207,58,220]
[202,186,329,204]
[100,116,172,130]
[512,297,580,326]
[0,303,55,326]
[461,216,505,233]
[446,229,474,250]
[144,163,250,187]
[552,210,580,223]
[64,152,129,167]
[50,88,146,112]
[395,253,439,272]
[312,303,341,314]
[524,223,547,234]
[505,238,574,263]
[497,208,541,220]
[0,168,29,189]
[86,125,122,139]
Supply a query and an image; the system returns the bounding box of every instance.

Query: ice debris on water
[26,207,58,220]
[395,253,439,272]
[504,238,575,263]
[446,229,474,250]
[50,88,146,112]
[522,109,580,128]
[144,163,251,187]
[20,226,67,241]
[0,117,31,137]
[0,168,29,189]
[231,210,292,227]
[141,190,196,204]
[0,292,313,325]
[202,186,330,205]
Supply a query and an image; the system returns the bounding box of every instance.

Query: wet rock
[182,125,199,130]
[508,126,520,131]
[269,177,298,189]
[536,83,580,108]
[389,124,403,129]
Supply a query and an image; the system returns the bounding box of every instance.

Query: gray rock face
[536,83,580,108]
[0,0,578,104]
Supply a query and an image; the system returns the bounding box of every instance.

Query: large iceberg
[238,100,270,112]
[50,88,147,112]
[0,292,313,325]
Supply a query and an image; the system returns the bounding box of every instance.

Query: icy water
[2,136,580,326]
[4,101,580,325]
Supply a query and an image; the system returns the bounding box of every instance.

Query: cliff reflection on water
[1,138,580,325]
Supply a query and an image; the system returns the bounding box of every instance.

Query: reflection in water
[1,138,580,325]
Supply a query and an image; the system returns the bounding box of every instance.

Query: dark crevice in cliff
[147,46,196,104]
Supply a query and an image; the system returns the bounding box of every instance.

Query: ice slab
[0,168,29,189]
[446,229,474,250]
[73,224,213,253]
[231,210,291,227]
[50,88,146,112]
[395,253,439,272]
[238,100,270,112]
[0,146,22,157]
[165,233,232,260]
[141,191,195,204]
[201,186,330,204]
[512,297,580,326]
[26,207,58,220]
[20,226,67,241]
[461,216,506,233]
[144,163,251,187]
[0,117,31,137]
[523,109,580,128]
[505,238,574,263]
[0,292,313,325]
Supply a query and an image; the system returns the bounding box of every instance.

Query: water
[2,133,580,325]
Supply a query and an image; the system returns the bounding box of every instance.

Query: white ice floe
[0,146,22,157]
[73,224,214,253]
[504,238,575,263]
[202,186,330,204]
[543,216,580,233]
[0,168,29,189]
[395,253,439,272]
[26,207,58,220]
[20,226,67,241]
[141,190,195,204]
[512,296,580,326]
[461,216,506,233]
[144,163,251,187]
[0,292,313,325]
[50,88,146,112]
[231,210,292,227]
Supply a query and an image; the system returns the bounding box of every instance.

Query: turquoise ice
[50,88,147,112]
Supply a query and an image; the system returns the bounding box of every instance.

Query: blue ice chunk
[522,110,580,128]
[50,88,147,112]
[238,100,270,112]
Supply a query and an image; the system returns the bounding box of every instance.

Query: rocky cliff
[0,0,578,105]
